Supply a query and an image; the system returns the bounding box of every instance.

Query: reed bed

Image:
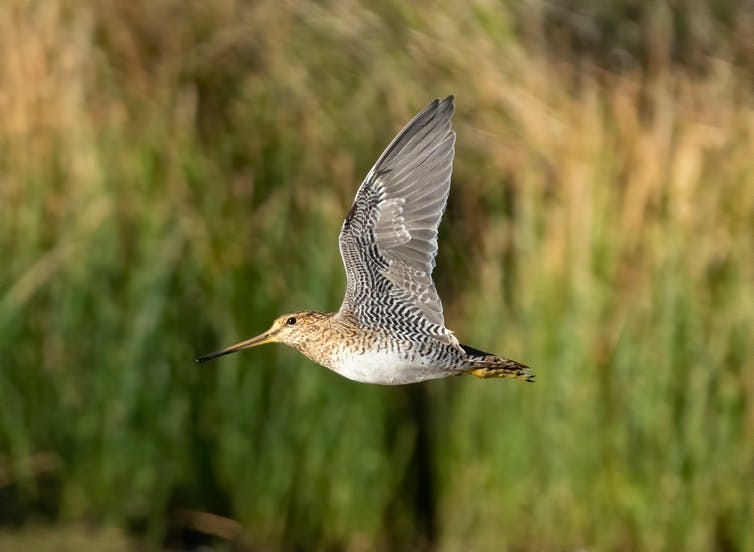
[0,1,751,549]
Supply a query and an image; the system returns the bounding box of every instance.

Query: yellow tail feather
[469,366,535,382]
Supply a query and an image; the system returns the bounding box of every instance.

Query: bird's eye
[286,317,297,325]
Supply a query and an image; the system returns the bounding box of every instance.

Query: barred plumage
[197,96,534,385]
[337,97,456,346]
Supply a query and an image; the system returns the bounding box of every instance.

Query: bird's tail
[460,344,534,382]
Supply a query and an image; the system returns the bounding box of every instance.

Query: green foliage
[0,1,752,550]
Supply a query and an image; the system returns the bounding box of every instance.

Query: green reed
[0,1,751,550]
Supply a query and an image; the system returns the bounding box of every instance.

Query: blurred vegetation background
[1,0,752,550]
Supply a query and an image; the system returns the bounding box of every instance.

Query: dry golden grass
[0,1,751,550]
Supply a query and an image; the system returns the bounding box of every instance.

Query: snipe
[198,96,533,385]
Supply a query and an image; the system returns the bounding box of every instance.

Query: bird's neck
[292,312,355,369]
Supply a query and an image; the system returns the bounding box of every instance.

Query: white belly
[329,349,450,385]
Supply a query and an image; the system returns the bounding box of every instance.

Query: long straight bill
[196,332,273,363]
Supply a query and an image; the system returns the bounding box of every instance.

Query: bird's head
[196,311,330,363]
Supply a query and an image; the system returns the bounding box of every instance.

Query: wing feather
[337,96,458,345]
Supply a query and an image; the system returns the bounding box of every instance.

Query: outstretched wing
[337,96,458,345]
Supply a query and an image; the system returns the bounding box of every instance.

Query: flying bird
[198,96,533,385]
